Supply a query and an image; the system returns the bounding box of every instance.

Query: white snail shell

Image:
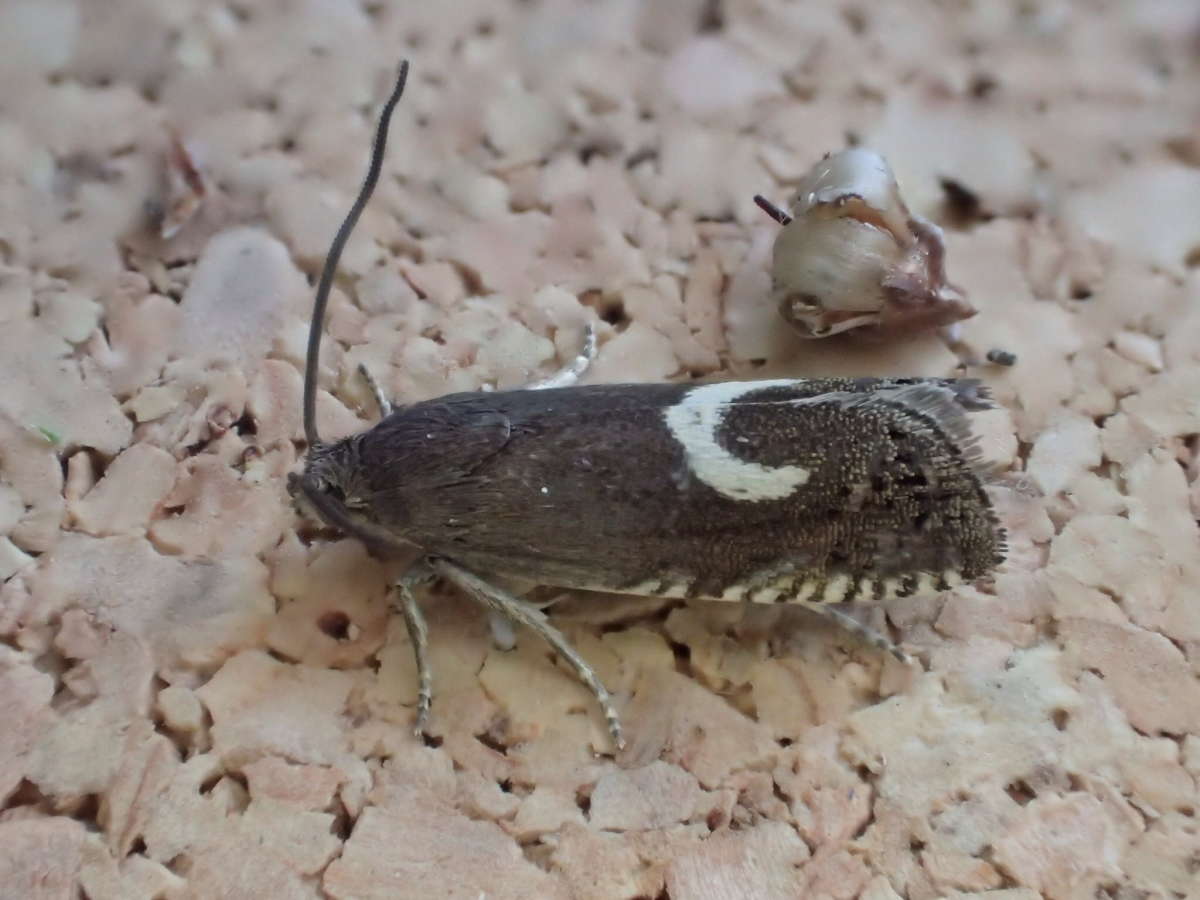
[767,148,976,339]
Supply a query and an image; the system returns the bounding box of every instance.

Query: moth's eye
[320,482,350,507]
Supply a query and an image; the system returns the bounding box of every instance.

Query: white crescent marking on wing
[664,380,812,502]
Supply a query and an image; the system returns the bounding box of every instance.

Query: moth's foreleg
[523,322,597,390]
[357,362,393,418]
[394,566,434,736]
[432,558,625,750]
[801,602,912,664]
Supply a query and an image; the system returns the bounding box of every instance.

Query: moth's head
[289,438,400,552]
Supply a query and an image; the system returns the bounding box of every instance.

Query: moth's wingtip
[946,377,994,411]
[874,381,981,443]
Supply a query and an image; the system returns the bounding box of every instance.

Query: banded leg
[394,566,434,736]
[357,362,393,417]
[485,576,541,651]
[432,558,625,749]
[523,322,597,390]
[801,602,912,664]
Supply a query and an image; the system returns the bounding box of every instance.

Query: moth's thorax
[302,438,364,502]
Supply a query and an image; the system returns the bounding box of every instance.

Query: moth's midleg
[393,566,434,736]
[356,320,594,422]
[485,576,545,650]
[357,361,392,419]
[433,558,625,749]
[521,322,597,391]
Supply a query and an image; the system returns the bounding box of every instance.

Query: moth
[290,62,1007,749]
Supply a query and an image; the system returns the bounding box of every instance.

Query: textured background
[2,1,1200,898]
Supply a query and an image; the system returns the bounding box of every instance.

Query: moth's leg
[488,613,517,651]
[800,602,912,664]
[394,565,434,736]
[490,602,563,650]
[523,322,597,390]
[357,362,393,418]
[534,590,571,611]
[485,576,539,651]
[432,558,624,749]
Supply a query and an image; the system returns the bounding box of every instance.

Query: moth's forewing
[353,378,1004,605]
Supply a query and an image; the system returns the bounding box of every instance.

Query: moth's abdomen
[370,378,1005,604]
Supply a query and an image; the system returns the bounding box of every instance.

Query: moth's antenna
[303,60,410,447]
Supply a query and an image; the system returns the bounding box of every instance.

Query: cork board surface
[2,1,1199,898]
